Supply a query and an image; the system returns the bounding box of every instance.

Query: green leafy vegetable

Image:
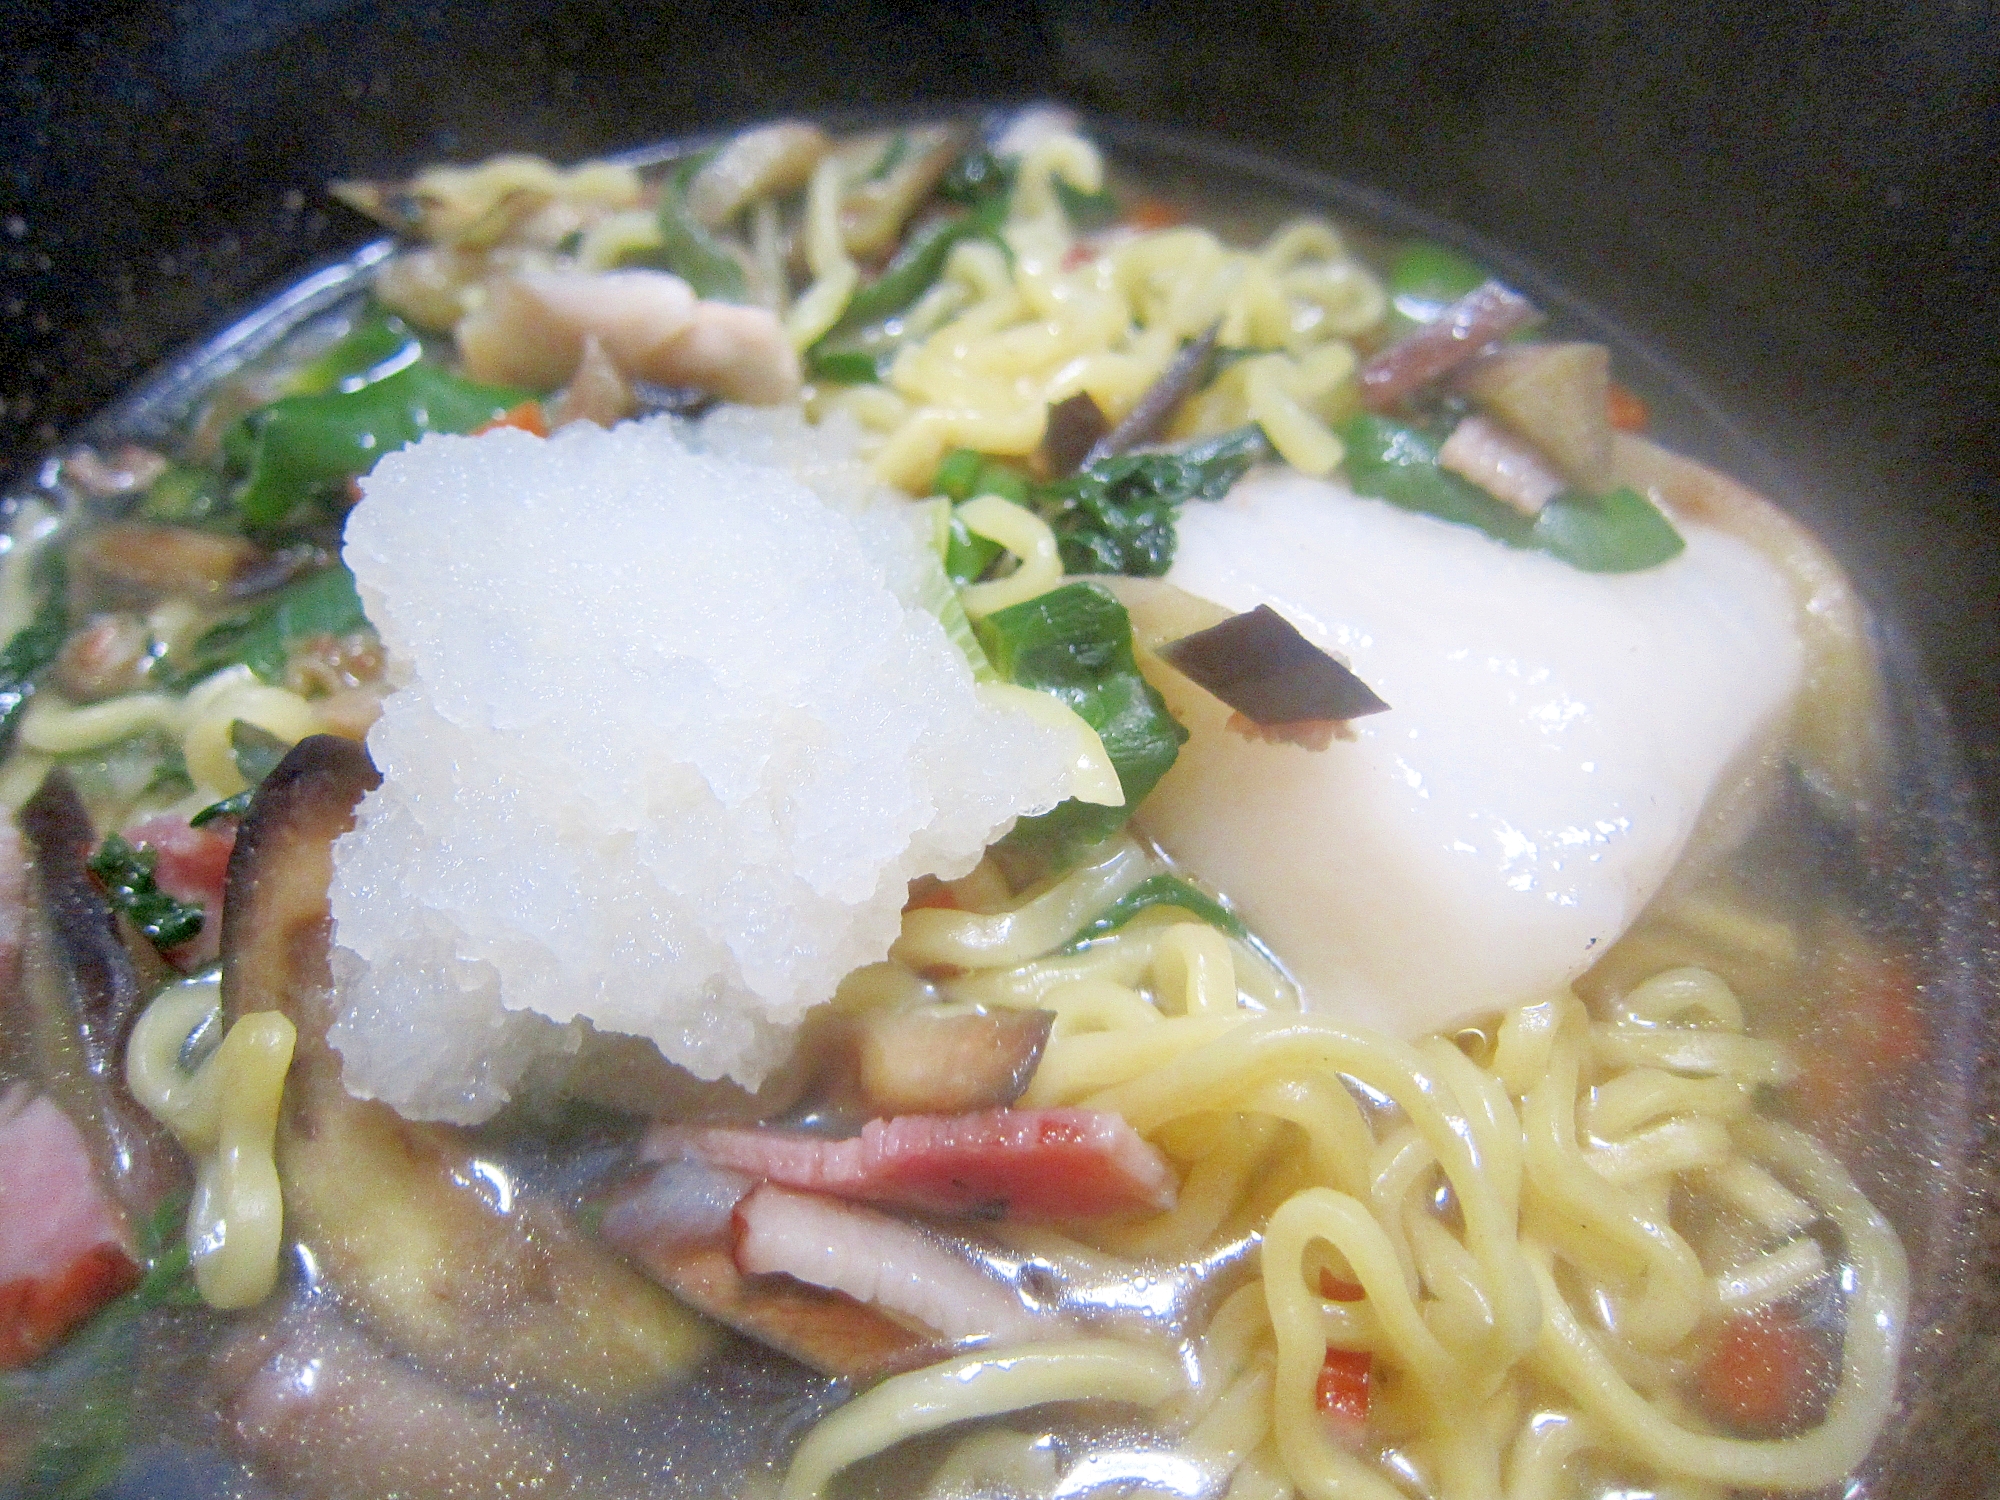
[1387,242,1493,333]
[86,834,204,950]
[1530,487,1688,572]
[945,511,1005,585]
[135,462,228,527]
[1064,873,1248,951]
[1054,177,1120,230]
[229,361,527,529]
[915,499,997,682]
[283,305,423,397]
[808,151,1015,385]
[624,153,748,302]
[977,582,1188,870]
[164,564,369,690]
[868,131,911,181]
[188,789,254,829]
[0,548,66,752]
[937,147,1016,208]
[1030,424,1273,576]
[1338,414,1685,572]
[229,720,291,786]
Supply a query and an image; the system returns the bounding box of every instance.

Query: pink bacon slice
[1359,280,1543,412]
[647,1106,1177,1221]
[0,1088,139,1368]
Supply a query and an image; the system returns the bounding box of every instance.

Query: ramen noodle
[0,109,1911,1500]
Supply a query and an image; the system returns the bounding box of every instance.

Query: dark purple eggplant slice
[854,1007,1054,1116]
[1160,604,1390,730]
[1041,392,1110,477]
[219,734,707,1402]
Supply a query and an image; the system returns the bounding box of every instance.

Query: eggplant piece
[219,734,709,1403]
[853,1007,1053,1116]
[1454,340,1614,493]
[227,1315,582,1500]
[1040,393,1109,478]
[1160,605,1390,729]
[1084,323,1221,465]
[13,770,178,1214]
[70,523,263,602]
[1358,280,1542,412]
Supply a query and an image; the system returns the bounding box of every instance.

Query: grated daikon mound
[326,413,1072,1124]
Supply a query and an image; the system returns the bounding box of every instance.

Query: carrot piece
[1127,198,1184,231]
[1316,1346,1372,1430]
[1319,1268,1365,1301]
[902,876,959,912]
[471,400,550,438]
[1789,938,1926,1127]
[1606,382,1650,433]
[0,1244,141,1369]
[1695,1309,1822,1436]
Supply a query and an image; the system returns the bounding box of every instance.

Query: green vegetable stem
[1338,414,1684,573]
[161,564,370,691]
[977,581,1188,871]
[623,153,749,303]
[227,361,527,529]
[0,549,67,753]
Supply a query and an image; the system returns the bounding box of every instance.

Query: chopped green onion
[230,361,527,529]
[977,582,1187,871]
[622,152,748,302]
[1387,242,1493,333]
[283,305,423,397]
[0,549,66,752]
[189,789,255,828]
[230,720,291,786]
[1338,413,1684,573]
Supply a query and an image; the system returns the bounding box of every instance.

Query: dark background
[4,0,1995,846]
[1,2,1998,1492]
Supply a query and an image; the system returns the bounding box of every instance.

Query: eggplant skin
[221,734,710,1403]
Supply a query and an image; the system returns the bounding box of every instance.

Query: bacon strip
[648,1106,1177,1221]
[733,1184,1052,1347]
[0,1089,138,1367]
[1359,281,1541,412]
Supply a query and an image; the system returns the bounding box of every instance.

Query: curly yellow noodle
[779,1341,1182,1500]
[779,843,1903,1500]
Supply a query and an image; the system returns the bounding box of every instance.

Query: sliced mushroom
[71,523,263,603]
[227,1314,582,1500]
[600,1161,938,1382]
[1455,341,1613,492]
[53,613,154,703]
[14,770,179,1216]
[457,270,801,405]
[545,334,638,429]
[220,735,710,1402]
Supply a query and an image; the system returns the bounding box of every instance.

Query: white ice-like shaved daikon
[326,413,1074,1124]
[1148,470,1803,1038]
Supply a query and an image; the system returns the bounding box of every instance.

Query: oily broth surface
[0,121,1964,1500]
